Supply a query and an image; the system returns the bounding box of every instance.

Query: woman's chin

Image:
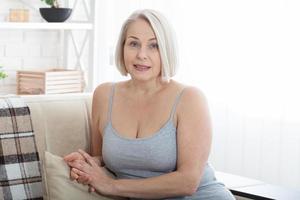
[129,71,149,80]
[127,69,160,82]
[132,77,152,82]
[130,74,156,82]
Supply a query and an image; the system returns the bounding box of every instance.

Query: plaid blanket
[0,97,43,199]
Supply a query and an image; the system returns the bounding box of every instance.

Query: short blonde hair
[115,9,178,82]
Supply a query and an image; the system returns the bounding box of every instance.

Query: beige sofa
[23,93,94,199]
[22,93,246,200]
[24,93,93,160]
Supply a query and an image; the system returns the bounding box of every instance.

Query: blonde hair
[115,9,178,82]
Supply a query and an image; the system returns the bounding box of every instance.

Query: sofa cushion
[23,94,93,158]
[45,151,114,200]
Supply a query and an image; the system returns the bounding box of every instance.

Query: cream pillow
[44,151,122,200]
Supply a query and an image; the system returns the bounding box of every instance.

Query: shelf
[0,22,93,30]
[0,0,98,93]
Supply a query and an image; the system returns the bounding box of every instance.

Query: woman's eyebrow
[127,36,157,41]
[128,36,139,40]
[149,38,157,41]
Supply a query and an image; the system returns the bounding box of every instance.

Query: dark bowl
[39,8,72,22]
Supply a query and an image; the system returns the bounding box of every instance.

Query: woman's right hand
[64,151,97,193]
[64,152,86,180]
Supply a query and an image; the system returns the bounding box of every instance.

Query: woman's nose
[137,47,148,60]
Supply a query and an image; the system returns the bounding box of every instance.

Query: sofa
[23,93,93,168]
[22,93,91,198]
[1,93,245,200]
[17,93,125,200]
[0,93,130,200]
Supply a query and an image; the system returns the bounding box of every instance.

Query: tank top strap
[170,88,186,120]
[107,83,116,123]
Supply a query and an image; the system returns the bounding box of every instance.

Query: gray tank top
[102,84,220,198]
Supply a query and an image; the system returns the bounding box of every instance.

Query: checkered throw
[0,97,43,199]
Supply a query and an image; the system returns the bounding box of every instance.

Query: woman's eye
[149,43,158,49]
[129,41,139,47]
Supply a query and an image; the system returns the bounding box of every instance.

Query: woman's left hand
[67,149,115,196]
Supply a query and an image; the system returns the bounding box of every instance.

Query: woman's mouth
[134,64,151,71]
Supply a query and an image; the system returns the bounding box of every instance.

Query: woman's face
[123,18,161,82]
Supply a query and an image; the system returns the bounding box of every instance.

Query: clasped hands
[64,149,114,195]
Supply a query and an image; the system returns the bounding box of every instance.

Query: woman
[64,9,235,199]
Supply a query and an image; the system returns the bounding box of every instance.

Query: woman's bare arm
[90,83,113,165]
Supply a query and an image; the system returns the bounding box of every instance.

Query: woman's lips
[134,64,151,71]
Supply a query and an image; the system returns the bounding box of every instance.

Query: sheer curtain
[95,0,300,189]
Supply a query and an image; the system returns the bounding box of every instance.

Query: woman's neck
[126,78,170,96]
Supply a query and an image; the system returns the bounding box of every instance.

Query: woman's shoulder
[174,82,208,112]
[92,82,117,107]
[172,81,206,100]
[93,81,128,95]
[182,86,206,100]
[94,82,114,95]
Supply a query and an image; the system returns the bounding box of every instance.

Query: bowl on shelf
[39,8,72,22]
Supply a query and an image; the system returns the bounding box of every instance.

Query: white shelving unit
[0,22,93,30]
[0,0,99,92]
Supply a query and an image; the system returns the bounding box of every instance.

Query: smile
[134,64,151,71]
